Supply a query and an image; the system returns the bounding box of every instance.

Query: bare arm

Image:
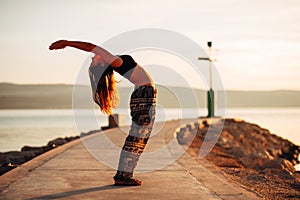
[49,40,122,67]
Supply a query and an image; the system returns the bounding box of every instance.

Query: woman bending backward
[49,40,157,186]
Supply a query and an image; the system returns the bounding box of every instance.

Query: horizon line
[0,82,299,92]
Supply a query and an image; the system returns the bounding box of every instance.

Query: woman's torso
[129,64,154,87]
[113,55,154,87]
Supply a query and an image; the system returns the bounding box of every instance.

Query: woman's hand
[49,40,69,50]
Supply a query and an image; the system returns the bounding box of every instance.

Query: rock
[294,171,300,182]
[251,158,295,173]
[47,138,67,148]
[80,129,100,137]
[176,127,188,145]
[0,162,17,175]
[21,146,49,152]
[267,148,282,157]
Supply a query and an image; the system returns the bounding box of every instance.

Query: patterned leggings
[114,86,157,179]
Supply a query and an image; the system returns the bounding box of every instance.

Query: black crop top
[113,55,137,79]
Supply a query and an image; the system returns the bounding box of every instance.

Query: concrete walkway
[0,120,263,200]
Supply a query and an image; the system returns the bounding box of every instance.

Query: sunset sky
[0,0,299,90]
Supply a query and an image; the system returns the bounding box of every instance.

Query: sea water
[0,108,299,152]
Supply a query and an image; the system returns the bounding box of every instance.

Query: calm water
[0,108,299,152]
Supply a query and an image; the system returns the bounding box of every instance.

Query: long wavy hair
[89,64,119,115]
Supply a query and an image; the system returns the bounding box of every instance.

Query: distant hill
[0,83,299,109]
[225,90,300,108]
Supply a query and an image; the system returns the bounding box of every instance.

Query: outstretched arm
[49,40,122,67]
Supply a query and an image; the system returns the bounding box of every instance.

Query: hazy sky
[0,0,300,90]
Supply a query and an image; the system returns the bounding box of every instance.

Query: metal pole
[199,41,215,117]
[208,41,212,89]
[207,41,214,117]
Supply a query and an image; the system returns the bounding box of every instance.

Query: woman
[49,40,157,186]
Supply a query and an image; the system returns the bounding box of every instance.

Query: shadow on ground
[27,184,128,200]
